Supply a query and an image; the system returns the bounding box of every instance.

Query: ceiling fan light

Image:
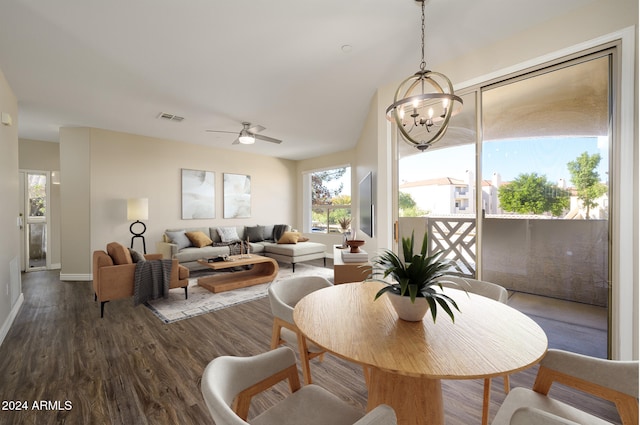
[238,130,255,144]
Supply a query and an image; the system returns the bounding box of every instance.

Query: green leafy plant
[369,231,462,323]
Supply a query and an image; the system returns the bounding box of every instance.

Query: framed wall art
[223,173,251,218]
[181,169,215,219]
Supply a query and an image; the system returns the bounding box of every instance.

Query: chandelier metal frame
[386,0,463,151]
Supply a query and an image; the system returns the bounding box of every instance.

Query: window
[309,167,351,234]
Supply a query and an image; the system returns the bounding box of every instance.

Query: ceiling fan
[206,122,282,145]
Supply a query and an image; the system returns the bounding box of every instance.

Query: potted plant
[338,216,352,233]
[369,230,462,322]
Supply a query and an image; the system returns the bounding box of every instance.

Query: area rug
[145,263,334,324]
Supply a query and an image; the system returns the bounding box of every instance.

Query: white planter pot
[387,293,430,322]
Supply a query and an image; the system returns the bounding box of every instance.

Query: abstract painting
[181,169,215,219]
[223,173,251,218]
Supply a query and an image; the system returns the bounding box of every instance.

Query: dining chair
[201,346,397,425]
[268,275,333,384]
[442,275,510,425]
[491,349,638,425]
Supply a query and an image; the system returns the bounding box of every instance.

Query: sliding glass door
[480,51,612,358]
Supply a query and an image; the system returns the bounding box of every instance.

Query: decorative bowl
[345,239,365,253]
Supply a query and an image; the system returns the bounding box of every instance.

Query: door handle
[394,221,398,243]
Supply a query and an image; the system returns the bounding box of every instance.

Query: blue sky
[400,136,609,185]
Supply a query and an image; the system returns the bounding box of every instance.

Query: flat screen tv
[359,171,374,238]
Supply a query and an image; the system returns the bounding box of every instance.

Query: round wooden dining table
[293,281,548,425]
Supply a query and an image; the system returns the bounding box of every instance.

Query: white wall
[0,67,22,345]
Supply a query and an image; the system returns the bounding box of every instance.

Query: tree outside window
[28,174,46,217]
[498,172,569,217]
[311,167,351,233]
[567,152,608,219]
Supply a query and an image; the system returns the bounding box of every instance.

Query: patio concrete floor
[507,291,608,358]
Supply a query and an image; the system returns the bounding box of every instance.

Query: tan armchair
[93,242,189,317]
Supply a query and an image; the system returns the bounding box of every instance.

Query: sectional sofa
[156,224,327,272]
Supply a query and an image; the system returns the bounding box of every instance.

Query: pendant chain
[419,0,426,71]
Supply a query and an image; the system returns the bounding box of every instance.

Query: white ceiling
[0,0,596,160]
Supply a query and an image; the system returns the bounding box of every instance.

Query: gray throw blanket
[133,259,173,306]
[272,224,290,242]
[213,240,249,256]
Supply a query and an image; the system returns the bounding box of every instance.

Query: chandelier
[386,0,462,151]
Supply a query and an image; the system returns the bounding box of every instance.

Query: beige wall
[58,127,297,279]
[59,128,92,279]
[354,89,396,256]
[18,139,61,268]
[19,138,60,170]
[0,67,21,344]
[440,0,638,86]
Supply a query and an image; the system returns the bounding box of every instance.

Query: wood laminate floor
[0,268,622,425]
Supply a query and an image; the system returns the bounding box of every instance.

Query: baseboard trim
[60,273,92,282]
[0,293,24,348]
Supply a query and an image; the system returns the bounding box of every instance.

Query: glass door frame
[19,169,52,272]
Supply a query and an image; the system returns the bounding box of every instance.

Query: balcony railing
[399,216,608,307]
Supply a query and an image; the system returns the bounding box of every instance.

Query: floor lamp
[127,198,148,254]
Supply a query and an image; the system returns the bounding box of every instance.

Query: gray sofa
[156,224,327,272]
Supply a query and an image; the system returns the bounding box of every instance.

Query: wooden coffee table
[196,255,279,293]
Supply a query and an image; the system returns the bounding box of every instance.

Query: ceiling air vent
[157,112,184,122]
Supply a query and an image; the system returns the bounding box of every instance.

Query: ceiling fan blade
[247,124,265,134]
[254,134,282,144]
[206,129,238,134]
[232,138,240,145]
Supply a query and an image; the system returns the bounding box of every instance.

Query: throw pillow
[298,236,310,242]
[217,226,240,243]
[128,248,146,263]
[272,224,291,242]
[166,230,192,250]
[245,225,265,242]
[277,231,300,244]
[106,242,133,265]
[186,231,213,248]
